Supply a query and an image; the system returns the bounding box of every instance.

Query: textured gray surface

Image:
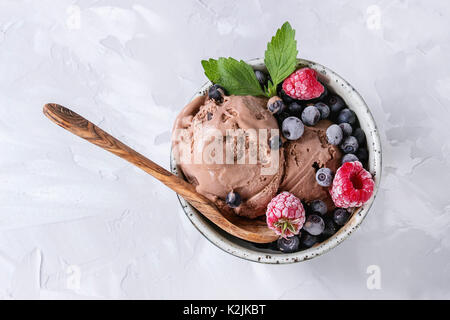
[0,0,449,299]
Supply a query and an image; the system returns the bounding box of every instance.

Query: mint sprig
[201,21,298,98]
[201,59,220,84]
[201,57,265,96]
[264,22,298,97]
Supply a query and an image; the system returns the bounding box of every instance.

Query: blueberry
[226,191,241,208]
[356,148,368,163]
[269,135,282,150]
[340,136,359,154]
[339,123,353,137]
[315,102,330,119]
[318,83,328,101]
[322,218,337,238]
[316,168,333,187]
[301,105,320,126]
[279,88,296,104]
[333,208,350,226]
[326,124,343,145]
[276,111,290,126]
[208,84,225,103]
[326,95,345,114]
[342,153,359,164]
[300,232,318,248]
[277,236,300,253]
[353,128,366,146]
[310,200,327,215]
[282,116,304,140]
[254,70,268,89]
[303,214,325,236]
[288,102,303,116]
[267,96,286,115]
[337,108,356,125]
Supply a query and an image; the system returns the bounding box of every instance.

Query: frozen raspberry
[330,161,375,208]
[266,192,306,238]
[282,68,325,101]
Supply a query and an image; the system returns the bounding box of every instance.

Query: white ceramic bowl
[170,58,382,264]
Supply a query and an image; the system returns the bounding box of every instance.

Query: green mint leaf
[201,57,265,96]
[266,80,278,98]
[264,22,298,97]
[216,58,265,96]
[201,59,220,83]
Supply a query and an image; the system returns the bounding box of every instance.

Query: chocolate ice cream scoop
[280,120,342,210]
[172,94,283,219]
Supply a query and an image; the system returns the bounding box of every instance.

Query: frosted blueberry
[322,218,337,238]
[300,233,318,248]
[310,200,327,215]
[342,153,359,164]
[341,136,359,154]
[339,123,353,136]
[326,124,343,145]
[301,105,321,126]
[316,168,333,187]
[226,191,241,208]
[303,215,325,236]
[269,135,282,150]
[288,102,303,116]
[333,208,350,226]
[267,96,286,115]
[315,102,330,119]
[254,70,268,88]
[208,84,225,103]
[337,108,356,125]
[326,95,345,114]
[282,116,304,140]
[277,236,300,253]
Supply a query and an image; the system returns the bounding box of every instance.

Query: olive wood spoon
[43,103,278,243]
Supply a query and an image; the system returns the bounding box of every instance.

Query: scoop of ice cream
[280,120,342,210]
[172,94,284,219]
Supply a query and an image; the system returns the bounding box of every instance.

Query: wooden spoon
[43,103,278,243]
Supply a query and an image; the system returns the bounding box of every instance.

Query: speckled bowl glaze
[170,58,382,264]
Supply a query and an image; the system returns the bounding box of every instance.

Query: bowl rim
[170,58,382,264]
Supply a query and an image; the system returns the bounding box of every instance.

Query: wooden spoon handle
[43,103,246,237]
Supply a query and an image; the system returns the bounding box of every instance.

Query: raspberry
[329,161,375,208]
[282,68,325,100]
[266,192,306,238]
